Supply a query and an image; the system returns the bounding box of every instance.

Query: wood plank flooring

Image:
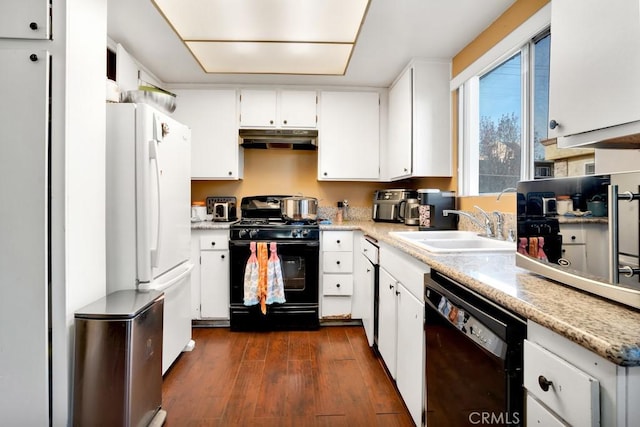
[161,326,415,426]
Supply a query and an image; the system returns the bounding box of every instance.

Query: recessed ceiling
[151,0,370,75]
[108,0,515,87]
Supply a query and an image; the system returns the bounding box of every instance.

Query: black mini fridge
[73,290,166,427]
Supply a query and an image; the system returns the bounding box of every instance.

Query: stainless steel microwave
[516,171,640,309]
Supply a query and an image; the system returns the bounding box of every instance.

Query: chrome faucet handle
[473,205,494,237]
[492,211,504,240]
[507,228,516,242]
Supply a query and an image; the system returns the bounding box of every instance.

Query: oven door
[229,240,319,305]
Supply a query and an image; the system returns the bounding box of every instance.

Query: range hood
[239,129,318,150]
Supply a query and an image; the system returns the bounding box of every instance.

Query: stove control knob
[239,229,248,238]
[291,229,301,238]
[249,229,258,239]
[301,229,309,237]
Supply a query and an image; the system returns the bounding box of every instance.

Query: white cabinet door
[0,49,50,425]
[0,0,50,39]
[396,284,425,427]
[378,267,398,378]
[388,67,413,179]
[353,251,375,346]
[318,91,380,180]
[200,250,230,319]
[239,89,277,127]
[549,0,640,143]
[279,90,317,128]
[172,89,242,180]
[387,60,452,180]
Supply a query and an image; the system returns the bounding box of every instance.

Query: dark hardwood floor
[161,326,415,426]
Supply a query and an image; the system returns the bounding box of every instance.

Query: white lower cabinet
[191,229,230,320]
[379,243,428,427]
[353,232,377,346]
[525,321,640,426]
[321,231,354,318]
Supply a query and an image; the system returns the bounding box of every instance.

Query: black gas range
[229,196,320,331]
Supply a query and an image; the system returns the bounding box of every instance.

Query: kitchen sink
[389,230,515,253]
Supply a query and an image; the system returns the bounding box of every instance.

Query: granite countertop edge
[324,220,640,367]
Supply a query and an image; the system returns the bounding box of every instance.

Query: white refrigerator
[106,103,194,374]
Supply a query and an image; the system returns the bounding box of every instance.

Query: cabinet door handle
[549,119,559,130]
[395,290,400,296]
[366,268,371,273]
[538,375,553,392]
[389,284,394,290]
[30,22,39,30]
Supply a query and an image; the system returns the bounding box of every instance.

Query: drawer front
[322,274,353,296]
[524,340,600,426]
[322,231,354,252]
[321,295,352,317]
[323,252,353,273]
[360,236,379,264]
[526,394,568,427]
[199,232,229,250]
[560,226,586,244]
[380,244,429,300]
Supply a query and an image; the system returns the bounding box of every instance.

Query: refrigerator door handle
[149,139,162,268]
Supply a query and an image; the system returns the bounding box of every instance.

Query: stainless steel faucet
[443,208,494,237]
[492,211,504,240]
[496,187,517,200]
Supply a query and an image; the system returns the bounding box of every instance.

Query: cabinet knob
[269,120,274,125]
[211,241,216,246]
[336,260,341,265]
[389,284,394,290]
[336,240,341,244]
[549,119,559,130]
[336,283,341,288]
[29,22,38,30]
[283,120,288,125]
[571,235,576,240]
[323,172,328,176]
[221,254,225,259]
[538,375,553,392]
[30,54,38,62]
[228,171,232,176]
[395,290,400,296]
[404,168,408,173]
[366,268,371,273]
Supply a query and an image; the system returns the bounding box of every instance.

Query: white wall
[51,0,108,424]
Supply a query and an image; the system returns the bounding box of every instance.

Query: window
[459,29,551,195]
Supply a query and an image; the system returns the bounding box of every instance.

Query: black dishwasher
[424,270,526,427]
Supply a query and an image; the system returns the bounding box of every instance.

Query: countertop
[192,219,640,366]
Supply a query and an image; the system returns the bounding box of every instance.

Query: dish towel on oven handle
[266,242,286,305]
[257,242,269,314]
[243,241,260,306]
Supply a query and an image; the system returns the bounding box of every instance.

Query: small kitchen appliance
[417,189,456,230]
[229,195,320,331]
[206,196,237,221]
[516,171,640,309]
[372,189,418,222]
[400,198,421,226]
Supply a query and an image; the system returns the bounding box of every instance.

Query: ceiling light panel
[187,42,353,75]
[153,0,369,42]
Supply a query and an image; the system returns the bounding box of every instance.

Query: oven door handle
[230,240,319,248]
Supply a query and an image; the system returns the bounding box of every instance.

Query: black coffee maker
[417,189,456,231]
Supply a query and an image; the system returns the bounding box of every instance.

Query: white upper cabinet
[239,89,317,128]
[549,0,640,148]
[0,0,50,39]
[387,60,452,180]
[172,89,243,180]
[318,91,380,181]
